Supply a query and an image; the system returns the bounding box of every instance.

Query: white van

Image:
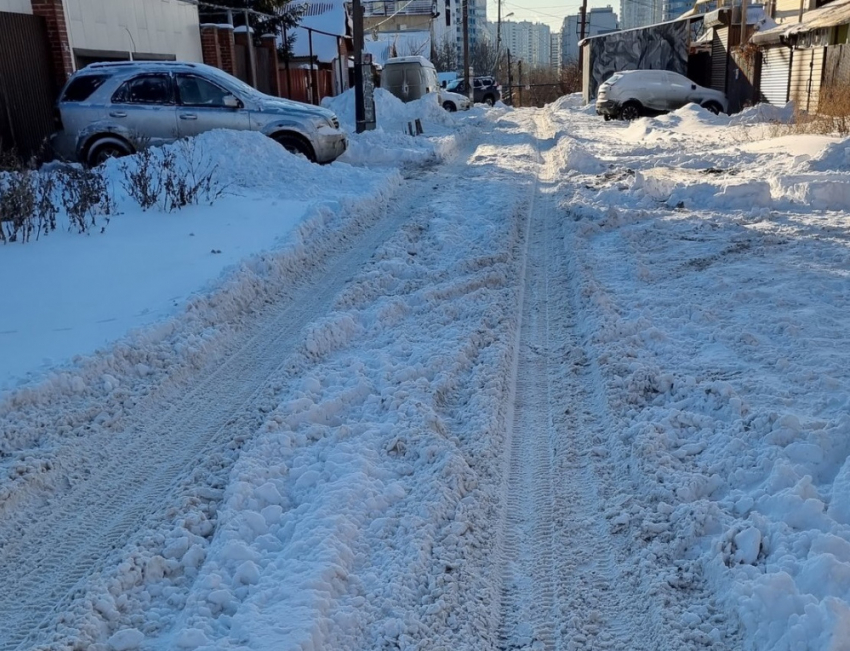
[382,56,439,103]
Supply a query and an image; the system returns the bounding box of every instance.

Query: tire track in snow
[0,163,466,651]
[496,113,671,651]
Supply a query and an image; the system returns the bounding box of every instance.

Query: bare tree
[432,35,457,73]
[470,38,498,77]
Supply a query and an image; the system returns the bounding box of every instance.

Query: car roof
[74,60,211,76]
[384,56,435,68]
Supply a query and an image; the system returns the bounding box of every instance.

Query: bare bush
[0,170,59,244]
[122,138,226,213]
[764,85,850,137]
[57,166,115,233]
[121,146,161,210]
[161,140,226,212]
[811,84,850,136]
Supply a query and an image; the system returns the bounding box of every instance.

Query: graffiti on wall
[587,19,692,99]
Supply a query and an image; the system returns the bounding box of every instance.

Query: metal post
[496,0,501,75]
[578,0,588,73]
[740,0,749,45]
[353,0,366,133]
[244,9,258,89]
[462,0,471,99]
[308,28,318,105]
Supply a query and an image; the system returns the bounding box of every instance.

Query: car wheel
[702,101,722,115]
[273,133,316,162]
[620,102,642,121]
[443,101,457,112]
[88,141,131,167]
[483,95,495,106]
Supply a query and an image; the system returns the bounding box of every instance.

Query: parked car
[51,61,348,166]
[444,76,501,106]
[596,70,728,121]
[440,89,472,112]
[381,56,440,103]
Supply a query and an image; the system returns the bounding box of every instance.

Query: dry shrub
[0,164,115,244]
[121,146,161,210]
[0,171,58,243]
[767,85,850,137]
[57,166,115,233]
[121,138,225,213]
[813,84,850,136]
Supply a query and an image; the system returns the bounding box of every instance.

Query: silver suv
[444,76,501,106]
[51,61,347,165]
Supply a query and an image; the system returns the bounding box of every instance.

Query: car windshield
[446,79,462,91]
[604,73,623,86]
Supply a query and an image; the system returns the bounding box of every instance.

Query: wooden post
[518,59,523,106]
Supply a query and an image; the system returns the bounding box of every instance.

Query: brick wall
[200,25,222,68]
[218,25,236,75]
[30,0,73,87]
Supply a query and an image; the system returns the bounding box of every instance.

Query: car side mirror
[224,95,241,109]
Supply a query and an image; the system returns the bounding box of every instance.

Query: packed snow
[1,89,850,651]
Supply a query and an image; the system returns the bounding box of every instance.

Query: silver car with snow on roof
[51,61,347,166]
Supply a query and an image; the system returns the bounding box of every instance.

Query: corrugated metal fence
[0,11,56,159]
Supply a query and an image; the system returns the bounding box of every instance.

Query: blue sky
[485,0,618,31]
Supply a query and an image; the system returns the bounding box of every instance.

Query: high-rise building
[550,32,562,72]
[662,0,696,21]
[561,6,618,65]
[502,20,551,69]
[432,0,488,70]
[620,0,662,29]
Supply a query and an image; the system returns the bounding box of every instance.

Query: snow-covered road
[2,92,850,651]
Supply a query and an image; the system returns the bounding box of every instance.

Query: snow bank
[322,88,473,166]
[807,137,850,172]
[548,93,586,111]
[729,101,796,126]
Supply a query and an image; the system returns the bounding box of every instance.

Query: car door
[109,73,178,147]
[665,71,695,109]
[175,73,251,137]
[638,72,667,111]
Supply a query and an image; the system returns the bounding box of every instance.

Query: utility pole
[353,0,366,132]
[496,0,501,76]
[577,0,588,74]
[740,0,749,45]
[462,0,471,100]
